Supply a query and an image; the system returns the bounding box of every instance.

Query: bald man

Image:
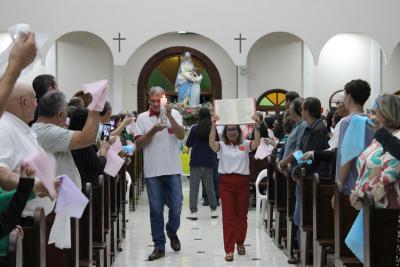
[0,33,37,118]
[0,83,55,216]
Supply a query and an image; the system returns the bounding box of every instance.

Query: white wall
[0,33,56,86]
[56,32,113,101]
[247,32,303,99]
[313,34,375,110]
[122,33,236,111]
[1,0,400,66]
[382,44,400,94]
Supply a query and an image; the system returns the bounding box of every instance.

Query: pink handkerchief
[55,175,89,218]
[104,150,124,177]
[110,137,123,153]
[254,139,274,160]
[24,151,57,200]
[82,80,108,111]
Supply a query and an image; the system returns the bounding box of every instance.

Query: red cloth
[149,109,159,117]
[219,173,250,253]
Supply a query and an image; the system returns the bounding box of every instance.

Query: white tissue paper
[0,23,49,75]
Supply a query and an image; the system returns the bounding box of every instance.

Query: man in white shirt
[135,86,184,261]
[0,83,54,216]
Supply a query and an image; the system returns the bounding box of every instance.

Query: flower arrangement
[171,102,213,126]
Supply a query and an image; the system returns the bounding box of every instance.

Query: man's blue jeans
[294,181,301,246]
[146,174,183,251]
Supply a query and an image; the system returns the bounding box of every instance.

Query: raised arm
[111,115,133,137]
[250,114,261,150]
[69,110,100,150]
[209,114,220,152]
[0,33,36,117]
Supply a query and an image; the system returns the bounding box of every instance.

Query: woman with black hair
[186,108,218,220]
[69,107,110,186]
[209,112,261,261]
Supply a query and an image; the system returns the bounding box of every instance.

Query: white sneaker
[211,210,218,219]
[187,212,198,220]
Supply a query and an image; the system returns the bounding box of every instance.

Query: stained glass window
[257,90,287,109]
[147,55,212,91]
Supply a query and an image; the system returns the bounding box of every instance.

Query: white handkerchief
[82,80,108,111]
[55,175,89,218]
[126,120,136,135]
[0,23,49,75]
[254,139,274,160]
[48,213,71,249]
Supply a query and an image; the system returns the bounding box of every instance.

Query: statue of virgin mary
[175,52,202,106]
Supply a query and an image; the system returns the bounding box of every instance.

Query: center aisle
[113,176,292,267]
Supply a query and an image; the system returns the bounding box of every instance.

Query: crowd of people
[0,31,399,264]
[0,34,137,255]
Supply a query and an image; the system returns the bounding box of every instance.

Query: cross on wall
[113,33,126,53]
[234,33,247,53]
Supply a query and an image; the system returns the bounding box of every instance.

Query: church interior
[0,0,400,266]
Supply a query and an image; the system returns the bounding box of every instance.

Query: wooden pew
[91,175,106,267]
[313,174,335,267]
[103,175,111,267]
[265,156,275,237]
[22,206,46,267]
[0,228,24,267]
[363,192,400,267]
[299,168,313,267]
[116,167,126,250]
[120,165,127,239]
[79,183,93,267]
[46,212,79,267]
[273,159,287,249]
[281,163,298,262]
[109,174,119,262]
[334,185,362,267]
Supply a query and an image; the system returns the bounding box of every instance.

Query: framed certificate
[214,98,256,125]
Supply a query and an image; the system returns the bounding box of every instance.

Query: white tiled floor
[113,176,292,267]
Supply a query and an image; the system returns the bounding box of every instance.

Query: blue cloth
[341,114,368,165]
[177,81,191,103]
[122,145,134,155]
[283,121,308,159]
[186,125,218,169]
[335,114,375,195]
[293,150,313,165]
[145,174,183,250]
[345,209,364,263]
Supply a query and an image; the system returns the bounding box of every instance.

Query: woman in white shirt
[209,114,261,261]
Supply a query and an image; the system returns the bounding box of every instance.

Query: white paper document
[214,98,255,125]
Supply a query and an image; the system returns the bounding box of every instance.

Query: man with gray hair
[279,97,308,166]
[32,91,100,189]
[134,86,185,261]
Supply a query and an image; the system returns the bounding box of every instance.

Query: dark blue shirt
[186,125,218,169]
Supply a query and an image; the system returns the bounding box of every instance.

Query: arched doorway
[256,89,287,116]
[137,46,222,112]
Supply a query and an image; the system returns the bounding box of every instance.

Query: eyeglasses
[227,128,238,132]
